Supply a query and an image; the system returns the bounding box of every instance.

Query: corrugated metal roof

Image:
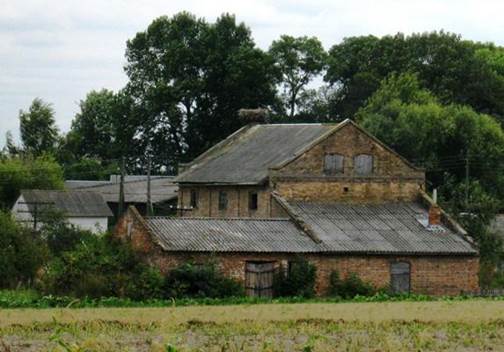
[145,217,320,253]
[67,177,177,204]
[175,124,335,184]
[288,201,476,255]
[21,189,113,217]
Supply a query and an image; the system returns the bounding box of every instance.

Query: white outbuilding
[12,190,113,234]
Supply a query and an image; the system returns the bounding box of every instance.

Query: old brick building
[116,119,479,296]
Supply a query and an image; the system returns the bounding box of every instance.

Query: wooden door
[245,262,275,297]
[390,262,410,294]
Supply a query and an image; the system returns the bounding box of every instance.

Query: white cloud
[1,0,504,147]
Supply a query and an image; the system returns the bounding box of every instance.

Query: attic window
[190,189,198,209]
[354,154,373,175]
[249,192,258,211]
[324,154,344,175]
[218,191,228,210]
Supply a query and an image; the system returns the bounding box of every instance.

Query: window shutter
[354,154,373,175]
[324,154,344,175]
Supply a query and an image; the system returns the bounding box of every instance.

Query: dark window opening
[249,192,258,210]
[390,262,410,294]
[218,191,228,210]
[343,186,349,193]
[190,189,198,209]
[324,153,344,175]
[354,154,374,175]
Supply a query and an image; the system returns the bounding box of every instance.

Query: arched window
[354,154,373,175]
[390,262,410,294]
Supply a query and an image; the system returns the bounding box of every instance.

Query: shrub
[39,234,164,299]
[329,271,376,298]
[273,258,317,298]
[0,210,49,288]
[164,262,244,298]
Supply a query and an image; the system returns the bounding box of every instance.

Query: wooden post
[118,156,125,218]
[147,155,153,216]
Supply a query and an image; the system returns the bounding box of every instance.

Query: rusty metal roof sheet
[145,217,320,253]
[288,201,477,255]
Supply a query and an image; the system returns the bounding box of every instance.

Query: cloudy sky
[2,0,504,147]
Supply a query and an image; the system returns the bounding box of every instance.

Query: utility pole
[465,150,470,210]
[147,154,153,216]
[118,156,125,218]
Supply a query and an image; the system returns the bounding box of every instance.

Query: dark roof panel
[175,124,335,184]
[145,217,320,253]
[288,201,476,255]
[21,189,113,217]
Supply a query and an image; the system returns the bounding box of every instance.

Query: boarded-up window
[390,262,410,294]
[218,191,228,210]
[324,154,344,175]
[245,262,276,297]
[249,192,258,210]
[190,189,198,208]
[354,154,373,175]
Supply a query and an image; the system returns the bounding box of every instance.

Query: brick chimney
[428,189,441,226]
[238,108,269,124]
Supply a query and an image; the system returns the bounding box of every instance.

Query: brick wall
[272,122,425,202]
[177,185,288,218]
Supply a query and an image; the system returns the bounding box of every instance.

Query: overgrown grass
[0,289,498,309]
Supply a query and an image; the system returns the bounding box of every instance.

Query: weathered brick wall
[274,180,422,202]
[272,122,425,202]
[178,186,288,218]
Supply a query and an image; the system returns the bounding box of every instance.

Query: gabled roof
[286,200,476,255]
[175,123,336,184]
[145,217,320,253]
[20,190,113,217]
[66,177,177,204]
[175,119,422,185]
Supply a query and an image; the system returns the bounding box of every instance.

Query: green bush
[273,258,317,298]
[329,271,376,298]
[39,234,164,299]
[0,210,49,288]
[164,262,244,298]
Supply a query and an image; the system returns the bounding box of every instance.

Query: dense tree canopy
[19,98,59,156]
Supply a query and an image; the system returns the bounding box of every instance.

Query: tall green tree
[125,12,278,166]
[269,35,327,118]
[326,32,504,120]
[19,98,59,156]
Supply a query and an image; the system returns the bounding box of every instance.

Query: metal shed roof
[145,217,320,253]
[288,201,476,255]
[67,177,177,204]
[175,124,335,184]
[21,189,113,217]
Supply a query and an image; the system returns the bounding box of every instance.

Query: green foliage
[0,154,64,208]
[0,210,49,288]
[329,271,376,298]
[19,98,59,156]
[326,31,504,120]
[125,12,277,168]
[273,258,317,298]
[40,234,164,299]
[62,158,118,181]
[163,262,244,299]
[269,35,327,117]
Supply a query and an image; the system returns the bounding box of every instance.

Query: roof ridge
[147,216,292,221]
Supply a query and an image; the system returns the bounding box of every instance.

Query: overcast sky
[2,0,504,147]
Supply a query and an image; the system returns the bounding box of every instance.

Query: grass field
[3,300,504,351]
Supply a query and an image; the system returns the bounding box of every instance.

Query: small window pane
[354,154,373,175]
[324,154,344,175]
[218,191,228,210]
[190,190,198,208]
[249,192,258,210]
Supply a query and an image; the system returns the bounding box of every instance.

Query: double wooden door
[245,262,275,297]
